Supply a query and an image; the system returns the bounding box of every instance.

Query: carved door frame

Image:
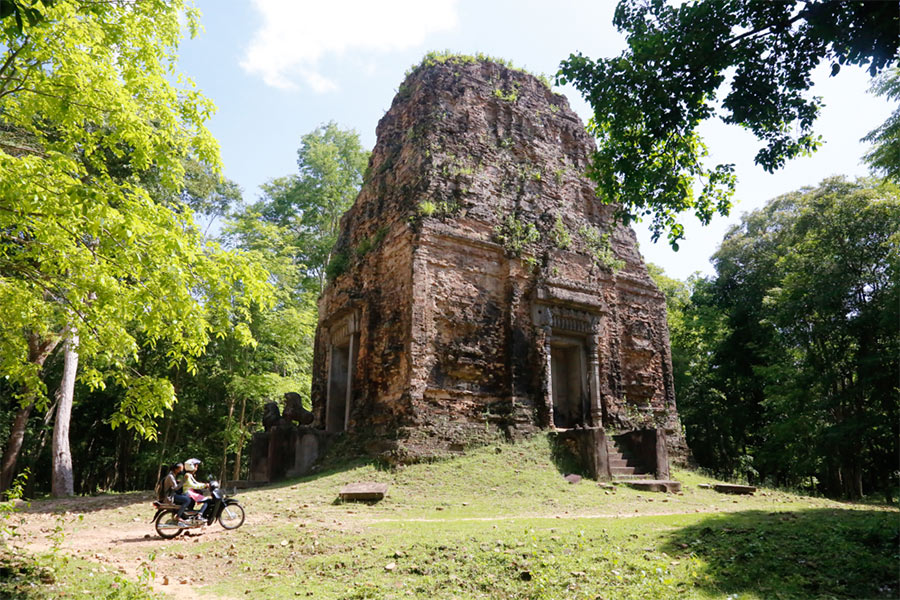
[323,309,360,433]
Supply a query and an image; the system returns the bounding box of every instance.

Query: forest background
[0,0,897,502]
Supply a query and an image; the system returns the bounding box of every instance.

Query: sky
[177,0,894,281]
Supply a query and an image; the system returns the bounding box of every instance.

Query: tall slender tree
[0,0,273,494]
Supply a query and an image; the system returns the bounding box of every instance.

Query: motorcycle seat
[153,501,180,509]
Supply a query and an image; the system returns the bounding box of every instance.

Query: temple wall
[310,57,686,464]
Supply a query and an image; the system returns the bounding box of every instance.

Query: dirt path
[13,493,260,598]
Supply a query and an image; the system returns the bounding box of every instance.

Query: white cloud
[241,0,459,92]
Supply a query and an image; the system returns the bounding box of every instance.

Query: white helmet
[184,458,201,472]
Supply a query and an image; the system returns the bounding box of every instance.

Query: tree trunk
[155,416,172,488]
[51,333,79,497]
[114,426,133,492]
[220,395,236,483]
[232,396,247,482]
[0,403,35,494]
[24,400,57,497]
[0,333,62,494]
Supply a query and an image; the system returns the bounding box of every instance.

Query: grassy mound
[11,434,900,599]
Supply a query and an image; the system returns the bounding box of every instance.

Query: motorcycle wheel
[154,510,183,539]
[218,503,245,530]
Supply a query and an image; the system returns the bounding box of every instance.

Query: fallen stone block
[626,480,682,493]
[339,482,389,501]
[713,483,756,495]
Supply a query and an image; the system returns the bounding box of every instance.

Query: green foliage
[415,198,459,221]
[559,1,898,246]
[354,227,388,258]
[238,122,369,294]
[109,378,176,441]
[325,250,350,282]
[0,0,273,437]
[665,177,900,499]
[405,51,551,90]
[1,469,26,530]
[577,225,624,272]
[863,67,900,181]
[492,83,520,103]
[0,0,57,34]
[494,214,540,258]
[549,214,572,249]
[417,200,437,217]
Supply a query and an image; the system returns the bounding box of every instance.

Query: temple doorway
[550,340,587,429]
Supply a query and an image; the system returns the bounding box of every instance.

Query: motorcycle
[151,479,245,538]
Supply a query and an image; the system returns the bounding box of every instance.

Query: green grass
[0,549,155,599]
[11,435,900,599]
[191,508,898,599]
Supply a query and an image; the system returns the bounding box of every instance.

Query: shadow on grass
[546,432,589,479]
[246,432,394,494]
[18,490,152,515]
[663,508,900,599]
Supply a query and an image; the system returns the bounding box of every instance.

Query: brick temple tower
[310,56,685,474]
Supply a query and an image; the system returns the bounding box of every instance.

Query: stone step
[626,480,682,493]
[612,473,654,480]
[607,443,633,452]
[609,452,638,464]
[611,465,649,476]
[609,457,629,468]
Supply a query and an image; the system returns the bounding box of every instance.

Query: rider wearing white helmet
[182,458,210,521]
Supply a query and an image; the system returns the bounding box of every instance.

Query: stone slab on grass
[626,480,682,493]
[339,482,389,501]
[713,483,756,495]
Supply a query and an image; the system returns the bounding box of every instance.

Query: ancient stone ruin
[251,56,685,482]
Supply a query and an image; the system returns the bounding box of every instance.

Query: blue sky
[177,0,893,280]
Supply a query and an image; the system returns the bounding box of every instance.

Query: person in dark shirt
[162,462,191,524]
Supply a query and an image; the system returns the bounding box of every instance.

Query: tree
[863,67,900,182]
[0,1,273,494]
[558,0,899,247]
[251,122,370,294]
[0,0,57,34]
[670,177,899,499]
[50,332,76,496]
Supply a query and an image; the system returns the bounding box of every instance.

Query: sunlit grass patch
[1,549,156,599]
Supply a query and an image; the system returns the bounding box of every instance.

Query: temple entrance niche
[325,311,359,433]
[536,304,605,430]
[550,340,587,429]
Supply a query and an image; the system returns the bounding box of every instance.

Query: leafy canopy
[0,0,273,436]
[666,177,899,497]
[241,122,369,294]
[863,67,900,182]
[558,0,899,248]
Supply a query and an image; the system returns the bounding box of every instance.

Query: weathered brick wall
[313,57,685,462]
